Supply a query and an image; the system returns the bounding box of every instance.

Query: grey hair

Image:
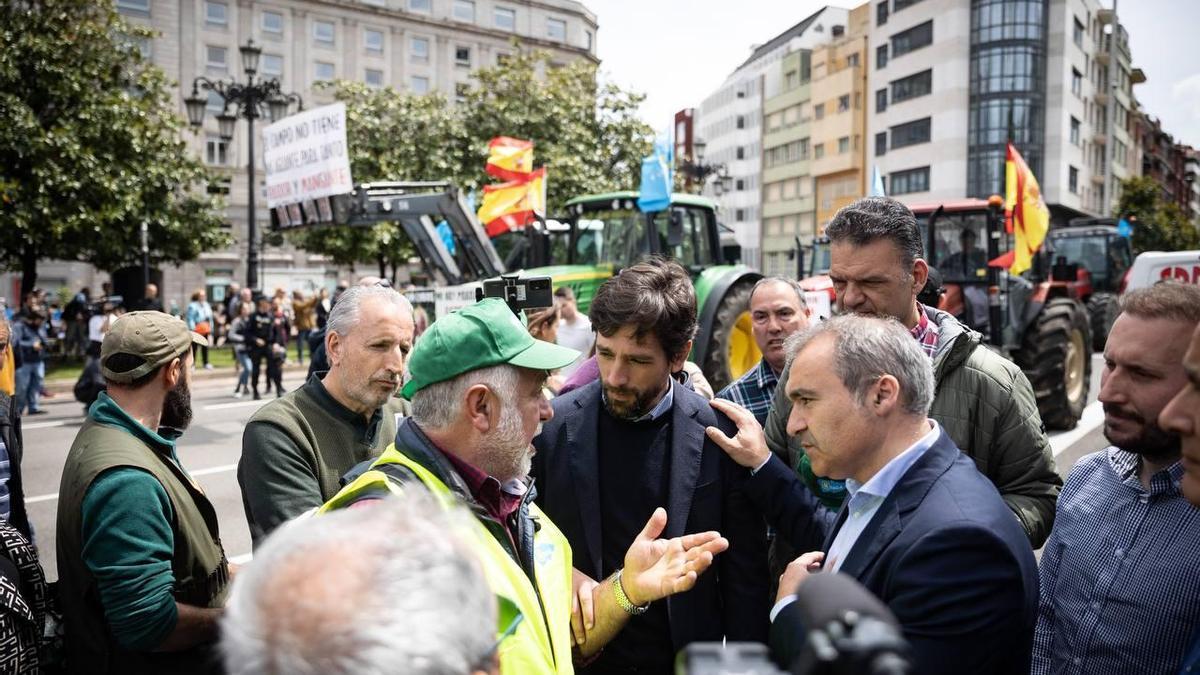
[221,493,495,675]
[824,197,925,270]
[326,284,413,339]
[409,364,521,429]
[751,276,807,309]
[784,313,934,416]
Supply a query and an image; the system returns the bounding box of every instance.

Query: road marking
[204,400,270,411]
[25,463,238,505]
[1049,400,1104,458]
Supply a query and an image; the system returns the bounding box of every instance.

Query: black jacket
[761,429,1039,675]
[0,394,31,539]
[532,379,770,653]
[242,311,274,350]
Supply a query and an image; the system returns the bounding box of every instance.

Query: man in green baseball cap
[57,311,231,674]
[320,297,734,673]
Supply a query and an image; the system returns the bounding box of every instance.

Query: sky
[586,0,1200,148]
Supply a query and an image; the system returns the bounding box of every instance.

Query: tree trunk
[20,243,38,300]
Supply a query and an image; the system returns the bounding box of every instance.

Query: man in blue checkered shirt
[1034,283,1200,675]
[716,278,810,427]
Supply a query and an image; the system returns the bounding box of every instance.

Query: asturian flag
[637,127,674,213]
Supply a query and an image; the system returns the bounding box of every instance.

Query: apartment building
[866,0,1142,223]
[16,0,596,306]
[696,5,848,269]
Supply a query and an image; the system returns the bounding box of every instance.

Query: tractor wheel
[1087,292,1120,351]
[702,280,760,392]
[1015,298,1092,431]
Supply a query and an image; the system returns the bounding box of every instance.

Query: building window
[408,0,431,11]
[890,117,931,148]
[846,53,860,68]
[875,132,888,156]
[785,69,799,88]
[205,1,227,26]
[736,146,745,160]
[496,51,510,65]
[262,10,284,34]
[890,166,930,194]
[586,30,593,51]
[877,1,888,25]
[455,46,471,66]
[891,20,933,58]
[814,103,825,120]
[735,209,745,221]
[494,7,515,30]
[972,0,1044,41]
[1070,116,1080,145]
[364,28,384,54]
[814,143,825,159]
[736,179,745,191]
[876,44,888,69]
[410,37,429,61]
[1069,166,1079,193]
[736,115,745,129]
[799,137,810,159]
[206,45,227,71]
[315,61,335,81]
[365,68,384,87]
[205,136,229,165]
[116,0,151,15]
[261,54,283,78]
[893,0,923,10]
[1073,17,1084,47]
[206,90,225,113]
[547,18,567,41]
[313,20,335,46]
[411,75,430,93]
[1071,68,1082,96]
[838,94,850,112]
[838,136,850,153]
[876,88,888,112]
[971,44,1043,95]
[455,82,470,103]
[453,0,475,22]
[891,69,932,103]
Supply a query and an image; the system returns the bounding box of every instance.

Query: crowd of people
[0,196,1196,674]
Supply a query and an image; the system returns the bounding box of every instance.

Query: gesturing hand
[777,551,825,604]
[706,398,771,469]
[621,507,729,607]
[570,568,599,646]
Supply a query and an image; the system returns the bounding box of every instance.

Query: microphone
[785,573,913,675]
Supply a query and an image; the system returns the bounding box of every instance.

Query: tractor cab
[565,193,727,274]
[913,199,995,332]
[1048,222,1133,294]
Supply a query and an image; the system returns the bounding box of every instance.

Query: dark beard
[161,377,193,431]
[602,384,664,421]
[1103,405,1181,461]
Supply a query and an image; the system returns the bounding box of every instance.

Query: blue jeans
[15,361,44,413]
[236,350,252,390]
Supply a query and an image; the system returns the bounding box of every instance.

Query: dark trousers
[191,343,209,366]
[250,348,269,393]
[267,351,284,394]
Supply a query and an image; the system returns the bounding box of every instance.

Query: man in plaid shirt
[717,278,810,426]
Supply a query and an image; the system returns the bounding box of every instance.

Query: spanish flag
[995,142,1050,275]
[485,136,534,182]
[478,167,546,237]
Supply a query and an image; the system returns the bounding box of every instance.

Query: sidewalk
[42,360,311,395]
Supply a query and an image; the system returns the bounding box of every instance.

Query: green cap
[400,298,580,399]
[101,311,207,384]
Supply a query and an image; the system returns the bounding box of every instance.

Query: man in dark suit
[533,259,769,674]
[708,314,1038,675]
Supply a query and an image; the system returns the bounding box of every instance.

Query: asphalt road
[22,354,1108,582]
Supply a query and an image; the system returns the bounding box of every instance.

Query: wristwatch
[612,569,650,615]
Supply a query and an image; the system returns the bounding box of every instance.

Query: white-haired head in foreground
[220,493,497,675]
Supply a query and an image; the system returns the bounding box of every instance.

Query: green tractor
[278,183,764,391]
[508,191,764,391]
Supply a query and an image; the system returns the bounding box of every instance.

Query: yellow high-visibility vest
[320,445,575,675]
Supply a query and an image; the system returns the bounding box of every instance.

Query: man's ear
[669,340,694,373]
[464,384,497,433]
[164,356,183,389]
[870,374,902,415]
[326,331,342,367]
[911,259,929,296]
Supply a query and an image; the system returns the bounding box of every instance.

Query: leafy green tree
[1116,176,1200,252]
[0,0,228,297]
[290,48,654,274]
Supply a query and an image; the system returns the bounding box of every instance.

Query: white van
[1123,250,1200,292]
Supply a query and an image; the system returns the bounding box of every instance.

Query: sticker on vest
[536,542,555,566]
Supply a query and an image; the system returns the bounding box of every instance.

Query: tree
[289,47,654,274]
[1116,176,1200,252]
[0,0,228,297]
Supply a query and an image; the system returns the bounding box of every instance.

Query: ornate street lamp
[678,136,732,196]
[184,39,303,291]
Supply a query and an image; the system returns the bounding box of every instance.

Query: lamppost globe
[216,109,238,142]
[694,137,707,164]
[240,40,262,76]
[184,90,208,128]
[267,93,290,123]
